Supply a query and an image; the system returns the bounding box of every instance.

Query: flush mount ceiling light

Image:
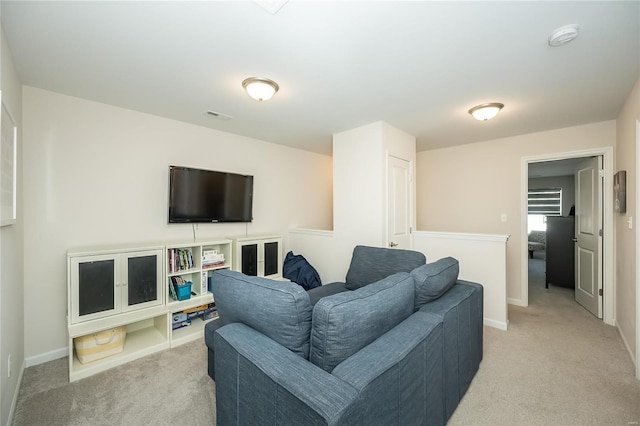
[548,24,579,47]
[242,77,279,101]
[468,103,504,121]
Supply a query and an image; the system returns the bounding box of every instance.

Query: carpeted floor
[449,251,640,425]
[12,340,216,425]
[12,254,640,425]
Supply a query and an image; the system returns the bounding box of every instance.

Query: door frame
[520,147,614,326]
[635,119,640,379]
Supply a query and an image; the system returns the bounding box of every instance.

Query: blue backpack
[282,251,322,290]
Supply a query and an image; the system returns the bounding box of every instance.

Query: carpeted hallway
[449,251,640,425]
[12,254,640,425]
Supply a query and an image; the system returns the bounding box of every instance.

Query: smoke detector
[548,25,579,47]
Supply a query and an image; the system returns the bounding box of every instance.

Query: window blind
[528,188,562,216]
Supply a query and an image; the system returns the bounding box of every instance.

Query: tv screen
[168,166,253,223]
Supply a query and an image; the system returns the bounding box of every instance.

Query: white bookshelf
[67,239,231,382]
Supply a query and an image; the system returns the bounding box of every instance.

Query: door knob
[389,242,398,248]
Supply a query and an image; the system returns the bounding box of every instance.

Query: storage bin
[74,326,126,364]
[175,282,192,301]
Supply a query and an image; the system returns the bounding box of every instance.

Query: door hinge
[599,229,603,237]
[599,169,605,178]
[599,288,603,296]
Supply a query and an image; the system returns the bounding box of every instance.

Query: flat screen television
[168,166,253,223]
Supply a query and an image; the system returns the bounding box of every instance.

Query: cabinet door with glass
[121,249,164,313]
[69,248,164,324]
[231,235,282,279]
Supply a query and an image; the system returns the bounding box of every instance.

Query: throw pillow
[411,257,459,310]
[309,272,415,372]
[211,269,313,359]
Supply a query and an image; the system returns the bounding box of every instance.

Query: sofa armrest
[418,280,483,420]
[215,323,358,426]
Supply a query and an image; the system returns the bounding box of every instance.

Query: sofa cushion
[344,245,427,290]
[412,257,459,310]
[306,281,349,305]
[211,269,313,359]
[310,272,415,372]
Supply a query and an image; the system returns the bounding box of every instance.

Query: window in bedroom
[528,188,562,232]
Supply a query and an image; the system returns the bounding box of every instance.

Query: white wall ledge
[289,228,335,237]
[414,231,510,243]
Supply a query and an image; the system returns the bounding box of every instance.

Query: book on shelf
[203,311,219,321]
[168,248,195,273]
[202,249,225,269]
[172,319,192,330]
[168,278,177,300]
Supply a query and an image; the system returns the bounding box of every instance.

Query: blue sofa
[205,246,483,425]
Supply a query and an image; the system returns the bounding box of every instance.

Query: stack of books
[171,303,218,331]
[202,249,225,269]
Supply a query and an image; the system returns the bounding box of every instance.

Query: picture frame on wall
[614,170,626,213]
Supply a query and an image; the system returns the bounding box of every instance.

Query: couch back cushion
[411,257,459,310]
[344,245,427,290]
[212,269,313,359]
[310,272,415,372]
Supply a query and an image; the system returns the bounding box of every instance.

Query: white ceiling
[2,1,638,156]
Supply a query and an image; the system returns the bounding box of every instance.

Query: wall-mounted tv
[168,166,253,223]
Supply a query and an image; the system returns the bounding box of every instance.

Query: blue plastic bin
[175,282,192,301]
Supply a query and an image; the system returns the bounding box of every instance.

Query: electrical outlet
[7,354,11,378]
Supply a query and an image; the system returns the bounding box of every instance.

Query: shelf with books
[165,239,231,305]
[167,244,201,274]
[169,302,219,347]
[66,238,232,382]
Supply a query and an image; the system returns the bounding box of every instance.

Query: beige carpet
[12,255,640,425]
[449,252,640,425]
[12,340,216,425]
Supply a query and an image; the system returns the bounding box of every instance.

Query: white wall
[417,121,616,305]
[615,76,640,371]
[1,27,24,426]
[291,121,418,284]
[333,122,384,246]
[332,121,416,246]
[413,231,509,330]
[22,87,333,360]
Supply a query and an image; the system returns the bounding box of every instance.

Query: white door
[387,156,411,249]
[575,156,603,318]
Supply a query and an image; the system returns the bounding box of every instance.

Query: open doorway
[527,158,590,310]
[520,147,614,326]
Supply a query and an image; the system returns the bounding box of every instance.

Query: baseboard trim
[507,297,526,307]
[484,318,508,330]
[617,324,636,368]
[25,347,67,368]
[8,359,25,426]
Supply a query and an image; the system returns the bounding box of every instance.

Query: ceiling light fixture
[548,24,579,47]
[242,77,279,101]
[468,103,504,121]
